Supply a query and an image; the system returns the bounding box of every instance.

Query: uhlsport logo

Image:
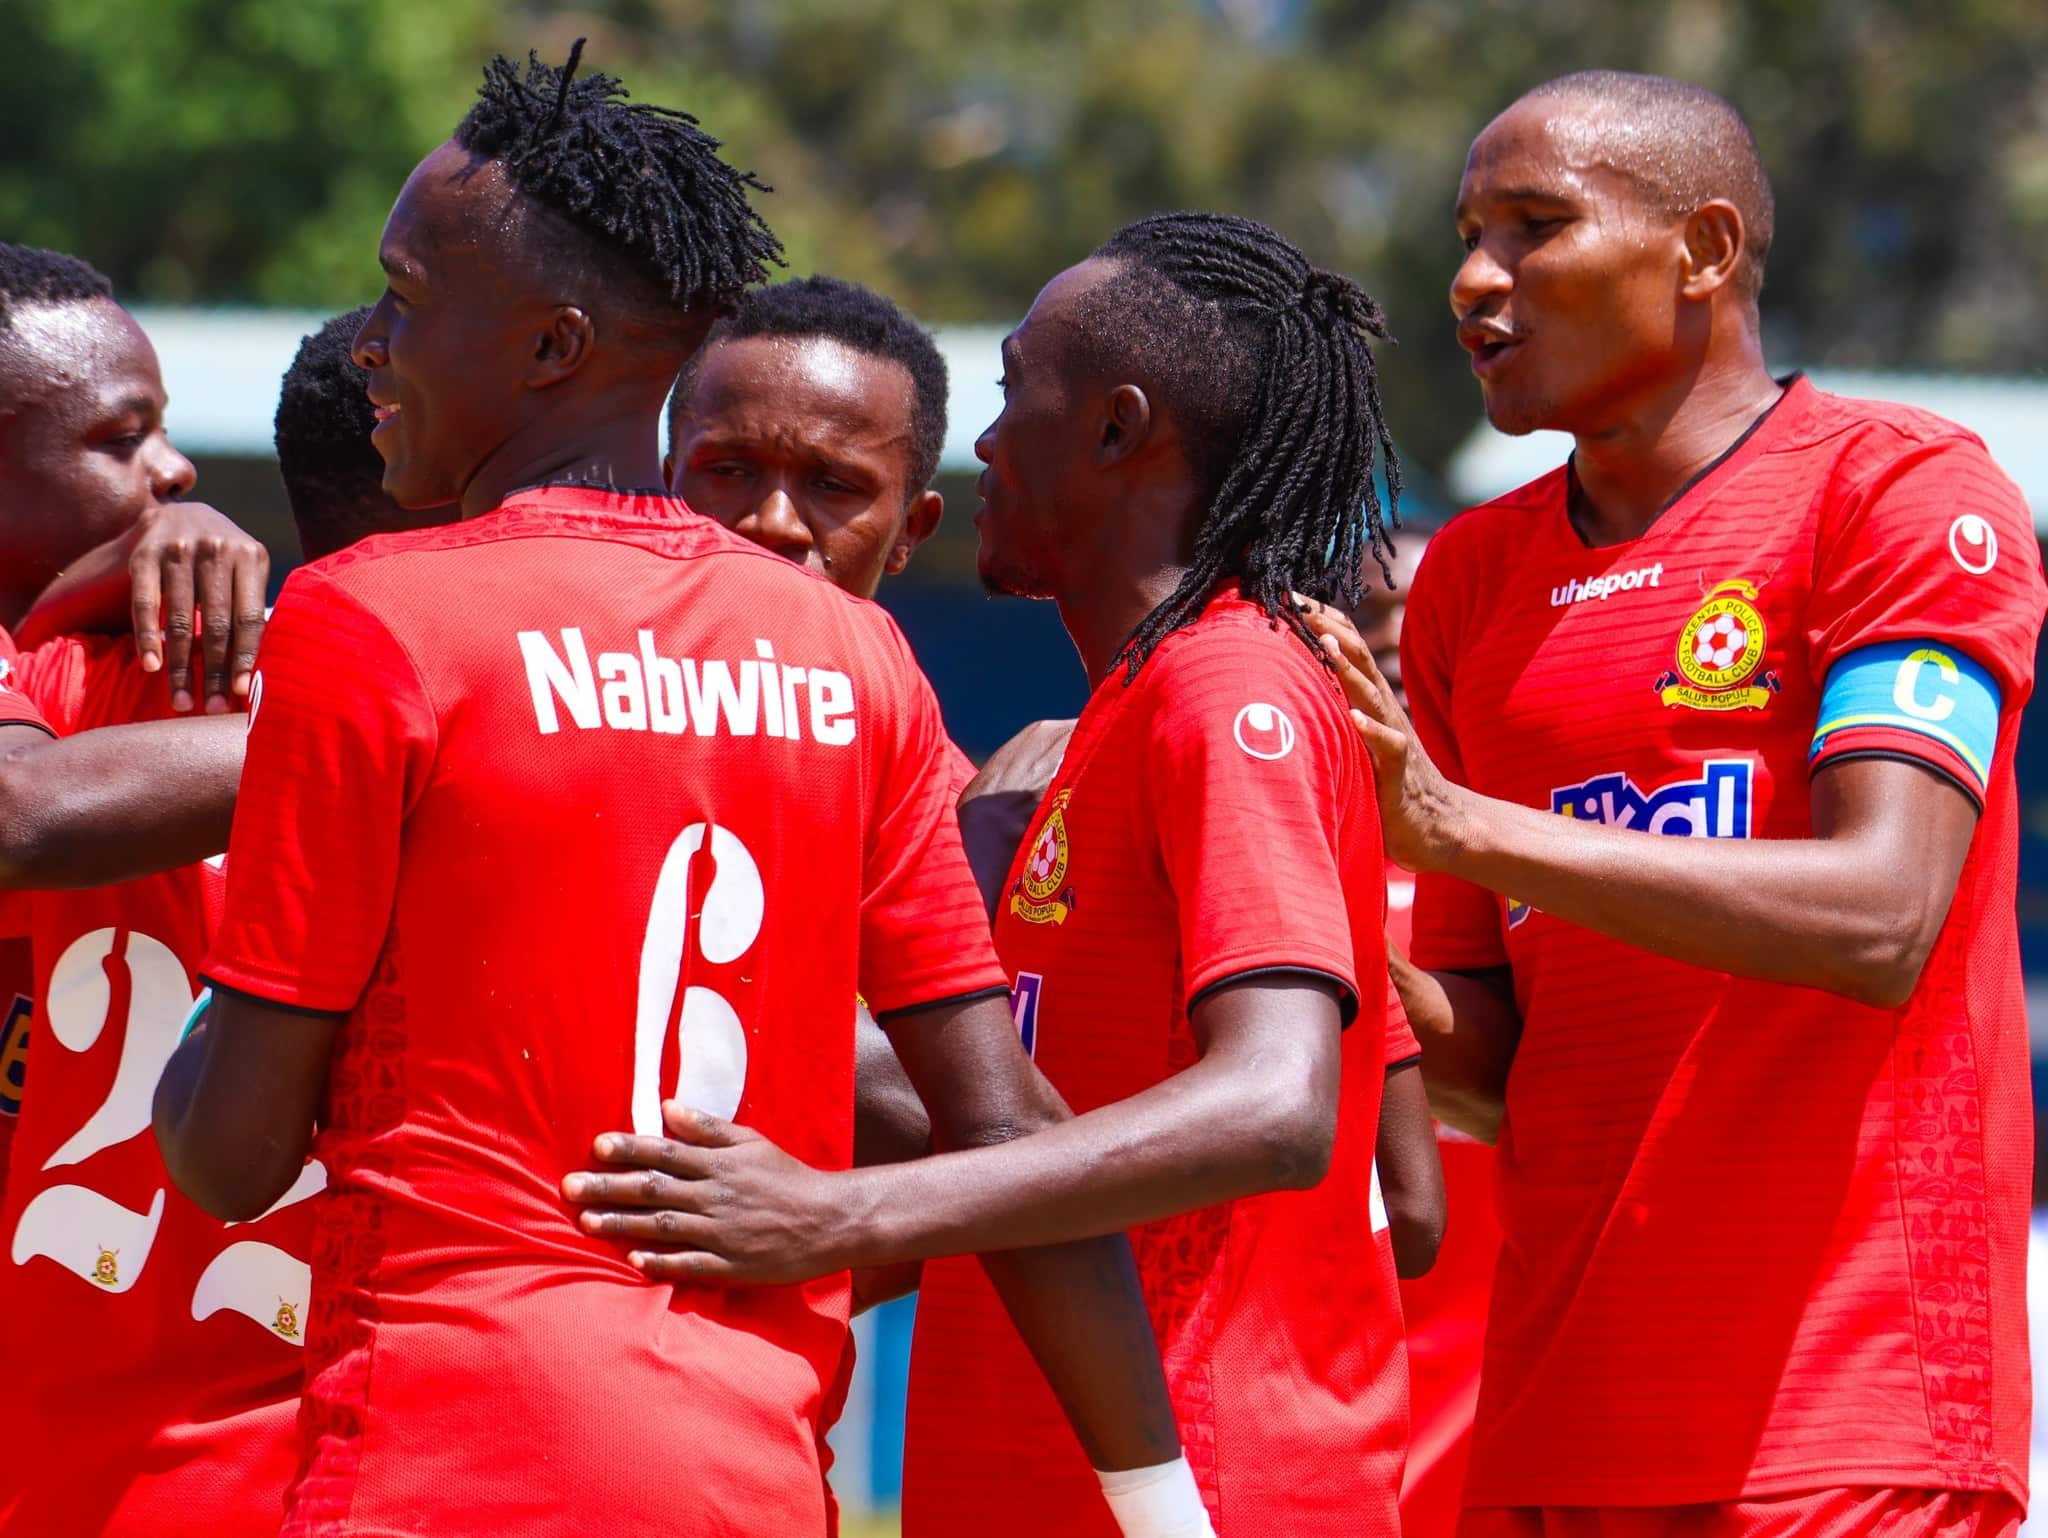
[1507,760,1754,929]
[1233,702,1295,761]
[1653,578,1779,712]
[1010,790,1077,925]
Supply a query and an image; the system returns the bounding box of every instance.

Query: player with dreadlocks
[155,47,1194,1538]
[568,211,1414,1538]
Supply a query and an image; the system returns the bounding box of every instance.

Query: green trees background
[5,0,2045,470]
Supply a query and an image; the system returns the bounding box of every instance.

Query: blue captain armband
[1810,639,2002,800]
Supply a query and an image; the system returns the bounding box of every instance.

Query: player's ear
[1097,383,1153,466]
[527,305,596,390]
[1680,200,1745,302]
[886,489,944,577]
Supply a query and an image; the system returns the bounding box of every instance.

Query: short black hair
[274,308,421,559]
[669,276,949,493]
[1521,71,1775,300]
[1071,212,1401,677]
[0,242,113,332]
[454,41,783,318]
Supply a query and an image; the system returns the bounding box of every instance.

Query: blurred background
[8,1,2047,1530]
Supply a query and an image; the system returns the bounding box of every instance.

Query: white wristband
[1097,1454,1215,1538]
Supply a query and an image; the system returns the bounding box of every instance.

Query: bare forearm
[978,1234,1181,1471]
[0,717,243,888]
[1393,952,1517,1143]
[843,1053,1326,1268]
[1374,1060,1445,1278]
[1428,763,1972,1005]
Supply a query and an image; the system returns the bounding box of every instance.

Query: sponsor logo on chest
[1506,760,1754,929]
[517,627,858,744]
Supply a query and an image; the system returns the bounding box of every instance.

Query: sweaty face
[1451,97,1691,436]
[670,336,929,600]
[0,299,195,600]
[353,143,554,511]
[974,260,1114,598]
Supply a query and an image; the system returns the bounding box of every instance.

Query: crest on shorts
[1653,578,1780,712]
[1009,790,1077,926]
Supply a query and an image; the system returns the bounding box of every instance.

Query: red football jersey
[0,631,48,1247]
[1403,377,2044,1505]
[0,635,307,1538]
[904,589,1402,1538]
[203,486,1005,1537]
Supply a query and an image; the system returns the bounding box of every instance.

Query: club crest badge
[92,1246,119,1288]
[273,1298,302,1339]
[1009,789,1077,926]
[1654,578,1780,712]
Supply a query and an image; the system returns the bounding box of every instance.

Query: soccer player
[153,50,1191,1538]
[0,250,321,1537]
[1308,70,2045,1538]
[568,211,1411,1538]
[667,273,947,604]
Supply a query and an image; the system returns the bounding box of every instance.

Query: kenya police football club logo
[1009,789,1077,926]
[1653,578,1780,712]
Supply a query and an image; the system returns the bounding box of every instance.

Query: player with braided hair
[571,213,1414,1537]
[158,46,1192,1538]
[1073,212,1401,674]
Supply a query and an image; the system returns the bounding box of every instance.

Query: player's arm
[15,501,269,714]
[153,990,338,1220]
[1390,943,1520,1143]
[568,974,1341,1267]
[0,715,243,889]
[1376,1058,1445,1278]
[1310,615,1981,1010]
[847,1002,931,1312]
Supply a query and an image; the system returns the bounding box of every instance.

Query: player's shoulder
[1411,467,1569,600]
[1139,592,1351,725]
[1769,380,2021,508]
[1788,381,1991,459]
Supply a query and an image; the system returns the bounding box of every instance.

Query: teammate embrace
[0,42,2037,1538]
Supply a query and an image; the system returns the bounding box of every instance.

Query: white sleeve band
[1096,1454,1215,1538]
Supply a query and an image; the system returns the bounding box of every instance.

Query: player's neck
[457,407,669,521]
[1567,338,1781,547]
[1054,554,1188,691]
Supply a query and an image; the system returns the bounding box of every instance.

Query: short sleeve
[1145,629,1365,1019]
[1384,983,1420,1067]
[856,620,1008,1020]
[944,739,979,801]
[1805,436,2046,804]
[0,630,66,737]
[201,568,438,1013]
[1402,538,1510,972]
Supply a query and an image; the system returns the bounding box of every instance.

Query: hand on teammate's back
[1299,600,1463,874]
[128,502,269,714]
[564,1102,860,1285]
